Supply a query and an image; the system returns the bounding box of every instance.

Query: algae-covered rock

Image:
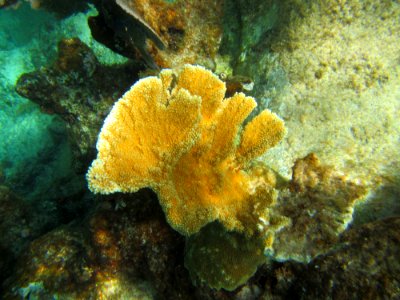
[91,0,223,69]
[291,217,400,299]
[0,186,40,255]
[0,186,44,285]
[88,190,190,298]
[262,1,400,185]
[3,190,194,299]
[3,226,95,300]
[16,38,143,173]
[270,153,368,262]
[222,0,400,223]
[223,1,400,176]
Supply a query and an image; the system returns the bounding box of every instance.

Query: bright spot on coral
[87,65,286,236]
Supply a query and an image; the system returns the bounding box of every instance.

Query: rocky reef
[16,37,143,173]
[85,65,369,291]
[270,153,368,262]
[2,190,191,299]
[89,0,223,69]
[227,0,400,190]
[1,0,399,299]
[3,190,399,299]
[290,216,400,299]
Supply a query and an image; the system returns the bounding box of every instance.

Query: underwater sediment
[0,0,399,299]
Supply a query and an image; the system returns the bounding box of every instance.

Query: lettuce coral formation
[87,65,286,237]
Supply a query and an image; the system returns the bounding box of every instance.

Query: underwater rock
[0,185,93,295]
[3,226,96,300]
[291,216,400,299]
[3,190,193,299]
[91,0,223,69]
[208,217,400,299]
[183,153,368,291]
[220,1,400,221]
[254,1,400,211]
[0,186,35,256]
[270,153,368,262]
[0,186,43,284]
[220,0,278,62]
[16,38,143,173]
[89,190,191,299]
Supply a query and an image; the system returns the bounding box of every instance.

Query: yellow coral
[87,65,286,235]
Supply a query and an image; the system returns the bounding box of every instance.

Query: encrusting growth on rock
[87,65,286,236]
[185,222,266,291]
[270,153,368,262]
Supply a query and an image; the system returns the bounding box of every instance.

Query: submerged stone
[3,190,193,299]
[291,217,400,299]
[16,38,143,173]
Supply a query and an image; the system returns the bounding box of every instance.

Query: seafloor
[0,1,399,299]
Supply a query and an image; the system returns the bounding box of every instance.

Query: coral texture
[87,65,285,236]
[271,153,368,262]
[185,222,266,291]
[259,0,400,186]
[291,216,400,299]
[3,191,191,299]
[16,38,142,172]
[114,0,223,68]
[4,227,95,299]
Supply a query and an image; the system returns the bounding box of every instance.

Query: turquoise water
[0,3,124,202]
[0,5,71,208]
